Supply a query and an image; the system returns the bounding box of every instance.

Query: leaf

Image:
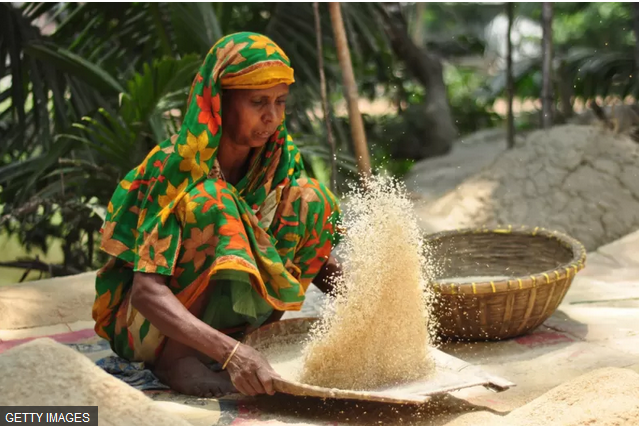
[148,3,173,57]
[0,157,42,185]
[168,3,222,54]
[23,42,124,94]
[3,6,27,128]
[24,2,59,21]
[120,54,200,124]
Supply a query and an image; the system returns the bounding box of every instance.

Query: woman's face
[222,83,289,148]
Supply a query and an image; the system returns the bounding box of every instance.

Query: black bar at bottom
[0,407,98,425]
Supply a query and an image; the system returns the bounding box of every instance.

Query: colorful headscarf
[99,33,322,304]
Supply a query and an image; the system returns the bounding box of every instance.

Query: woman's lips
[256,131,272,139]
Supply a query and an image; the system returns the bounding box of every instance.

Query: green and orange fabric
[92,32,341,362]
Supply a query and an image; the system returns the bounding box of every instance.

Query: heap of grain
[442,367,639,426]
[298,175,437,390]
[0,338,191,426]
[414,125,639,251]
[502,367,639,426]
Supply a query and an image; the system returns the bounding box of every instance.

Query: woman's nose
[262,105,275,124]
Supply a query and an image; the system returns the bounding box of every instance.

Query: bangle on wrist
[222,341,241,370]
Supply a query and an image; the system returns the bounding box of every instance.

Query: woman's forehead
[245,84,290,97]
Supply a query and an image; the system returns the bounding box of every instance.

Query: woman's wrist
[190,319,239,364]
[222,341,242,369]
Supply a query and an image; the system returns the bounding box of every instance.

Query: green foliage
[445,66,502,135]
[1,1,637,277]
[0,2,390,274]
[0,53,203,272]
[542,3,633,51]
[415,2,504,57]
[483,3,638,103]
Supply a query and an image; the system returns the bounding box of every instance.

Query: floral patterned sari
[92,32,341,362]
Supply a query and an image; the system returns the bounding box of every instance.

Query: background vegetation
[1,2,637,282]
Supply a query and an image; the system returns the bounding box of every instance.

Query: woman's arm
[131,272,237,363]
[130,272,279,395]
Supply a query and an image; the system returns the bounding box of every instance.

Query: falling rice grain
[298,175,438,390]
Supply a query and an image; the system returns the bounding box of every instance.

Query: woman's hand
[226,343,281,396]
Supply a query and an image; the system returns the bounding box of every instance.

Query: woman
[92,32,342,398]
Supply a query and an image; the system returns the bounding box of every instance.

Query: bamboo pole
[328,2,371,177]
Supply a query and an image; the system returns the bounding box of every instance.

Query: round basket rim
[423,225,587,295]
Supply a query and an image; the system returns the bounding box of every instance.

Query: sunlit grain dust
[297,174,439,390]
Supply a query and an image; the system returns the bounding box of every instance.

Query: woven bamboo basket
[424,225,586,341]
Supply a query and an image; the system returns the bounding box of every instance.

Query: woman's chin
[250,137,271,148]
[227,138,269,149]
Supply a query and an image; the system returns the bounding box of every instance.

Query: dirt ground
[1,124,639,425]
[2,228,638,425]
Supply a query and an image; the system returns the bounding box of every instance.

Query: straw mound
[417,125,639,250]
[0,338,191,426]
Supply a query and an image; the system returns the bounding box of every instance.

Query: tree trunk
[506,2,515,149]
[558,60,574,120]
[412,2,426,48]
[541,2,554,129]
[632,4,639,72]
[328,2,372,177]
[380,4,457,159]
[314,3,338,192]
